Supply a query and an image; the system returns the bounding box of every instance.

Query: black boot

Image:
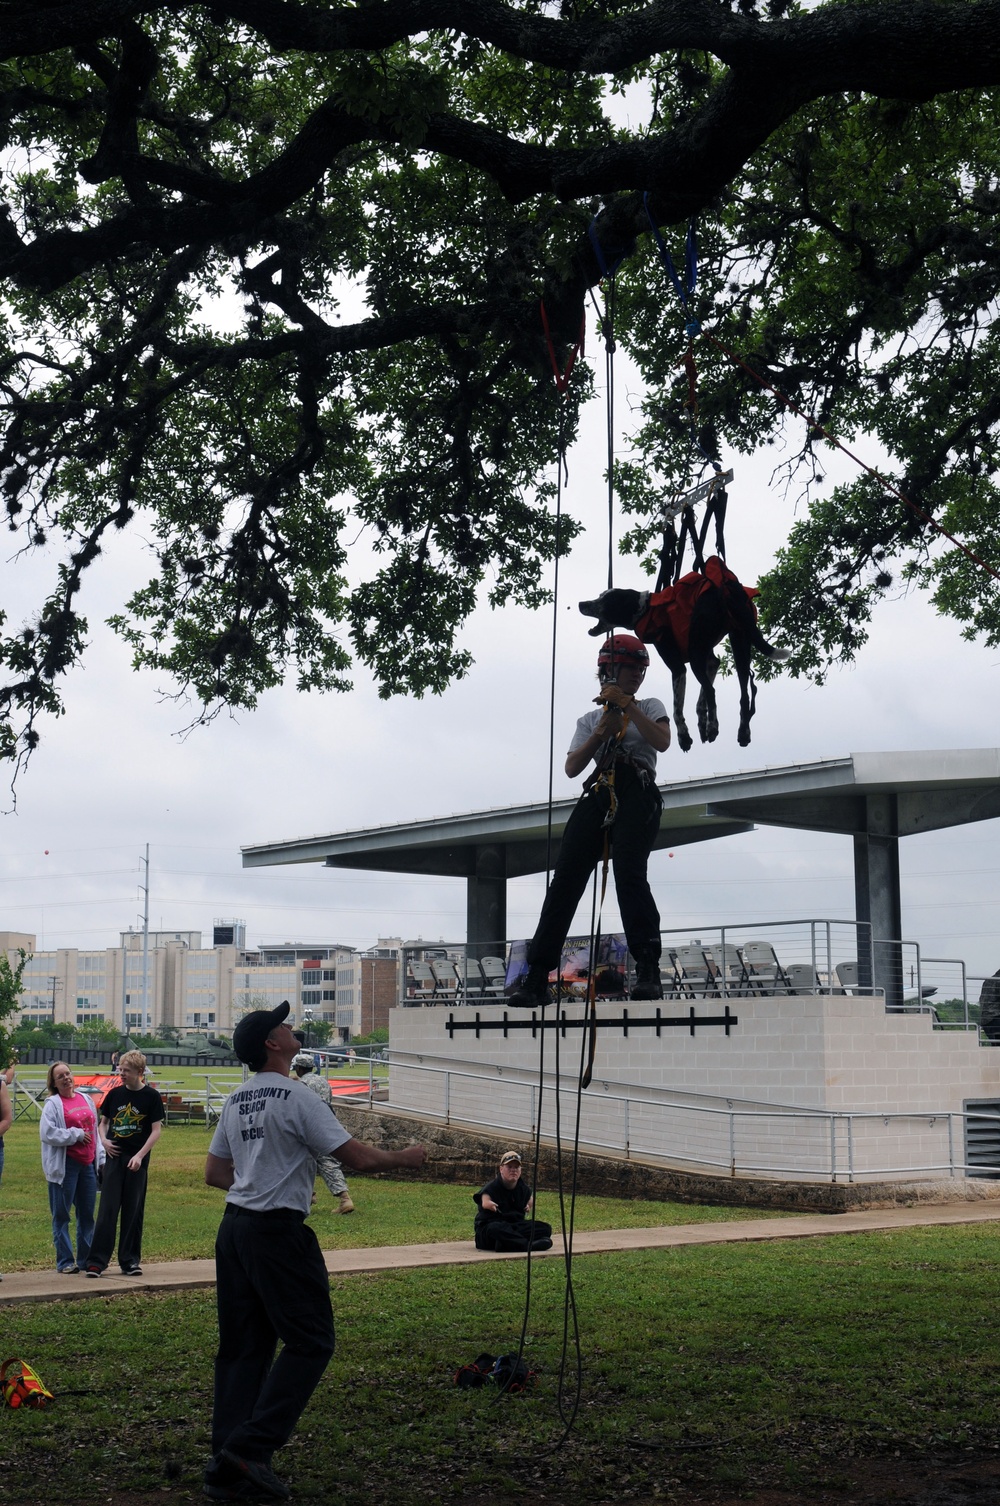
[631,959,663,1000]
[508,964,552,1008]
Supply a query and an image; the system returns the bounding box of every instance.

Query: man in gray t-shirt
[203,1001,426,1503]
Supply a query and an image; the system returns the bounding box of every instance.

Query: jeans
[212,1206,336,1461]
[48,1160,98,1270]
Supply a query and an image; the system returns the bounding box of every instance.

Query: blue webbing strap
[643,194,701,338]
[587,216,628,281]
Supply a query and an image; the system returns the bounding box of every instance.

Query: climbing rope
[510,283,639,1449]
[502,307,595,1447]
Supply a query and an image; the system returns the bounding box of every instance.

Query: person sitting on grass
[84,1049,164,1278]
[473,1151,553,1253]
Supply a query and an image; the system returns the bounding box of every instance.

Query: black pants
[475,1217,554,1252]
[88,1151,149,1271]
[212,1205,336,1462]
[527,767,663,970]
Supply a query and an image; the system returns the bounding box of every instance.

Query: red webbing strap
[540,302,587,395]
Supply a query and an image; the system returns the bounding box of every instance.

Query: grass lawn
[3,1223,1000,1504]
[0,1120,785,1272]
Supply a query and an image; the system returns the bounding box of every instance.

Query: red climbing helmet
[597,634,649,678]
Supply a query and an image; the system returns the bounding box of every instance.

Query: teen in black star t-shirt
[84,1050,164,1277]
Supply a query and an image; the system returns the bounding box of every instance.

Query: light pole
[139,844,150,1034]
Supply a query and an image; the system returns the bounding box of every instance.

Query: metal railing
[383,1053,1000,1183]
[401,920,878,1007]
[400,925,986,1034]
[6,1060,392,1124]
[6,1073,48,1121]
[661,917,871,996]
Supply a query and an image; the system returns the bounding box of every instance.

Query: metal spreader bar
[660,468,734,523]
[445,1005,738,1041]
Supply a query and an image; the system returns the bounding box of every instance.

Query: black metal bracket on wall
[445,1006,739,1040]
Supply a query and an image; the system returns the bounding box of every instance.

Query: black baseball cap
[233,1001,291,1070]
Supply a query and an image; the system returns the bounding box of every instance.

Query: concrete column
[467,844,507,957]
[853,794,902,1009]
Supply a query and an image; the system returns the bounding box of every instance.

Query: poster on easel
[504,934,629,1000]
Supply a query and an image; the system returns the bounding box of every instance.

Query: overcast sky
[2,348,999,987]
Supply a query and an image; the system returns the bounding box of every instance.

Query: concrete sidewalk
[4,1200,1000,1308]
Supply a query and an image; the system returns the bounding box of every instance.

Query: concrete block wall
[387,994,1000,1181]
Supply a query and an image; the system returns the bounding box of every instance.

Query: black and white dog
[579,559,789,750]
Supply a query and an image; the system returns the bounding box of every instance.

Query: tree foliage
[2,0,1000,765]
[0,945,28,1063]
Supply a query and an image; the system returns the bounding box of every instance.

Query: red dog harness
[634,555,759,658]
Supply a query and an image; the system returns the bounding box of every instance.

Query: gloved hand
[594,683,634,711]
[594,706,625,739]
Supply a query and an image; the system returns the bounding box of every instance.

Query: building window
[302,969,321,985]
[322,969,335,982]
[302,989,321,1007]
[322,989,335,1001]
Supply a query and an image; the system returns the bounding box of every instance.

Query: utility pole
[140,845,150,1035]
[121,929,131,1036]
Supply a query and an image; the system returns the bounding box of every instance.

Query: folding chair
[429,959,459,1002]
[740,940,792,995]
[660,949,684,999]
[835,960,860,994]
[785,962,821,995]
[453,956,485,1003]
[479,956,508,998]
[704,943,745,996]
[406,960,436,1004]
[673,944,713,998]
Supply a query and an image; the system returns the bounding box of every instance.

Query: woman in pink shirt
[39,1061,103,1273]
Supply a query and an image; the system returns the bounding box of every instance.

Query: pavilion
[243,748,1000,1009]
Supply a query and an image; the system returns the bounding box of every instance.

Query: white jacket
[39,1092,105,1185]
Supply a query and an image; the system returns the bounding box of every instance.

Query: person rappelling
[509,634,671,1007]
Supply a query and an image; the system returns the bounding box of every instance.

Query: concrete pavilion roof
[241,749,1000,881]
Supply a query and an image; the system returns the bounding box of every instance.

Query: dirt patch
[710,1452,1000,1505]
[8,1453,1000,1506]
